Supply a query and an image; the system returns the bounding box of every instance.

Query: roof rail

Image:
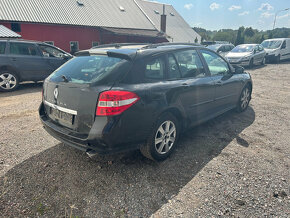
[142,42,201,49]
[91,43,150,49]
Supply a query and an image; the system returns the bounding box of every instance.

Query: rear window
[0,42,6,54]
[48,55,129,84]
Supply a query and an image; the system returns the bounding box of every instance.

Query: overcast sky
[153,0,290,30]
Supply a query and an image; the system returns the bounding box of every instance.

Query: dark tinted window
[175,50,206,78]
[10,43,38,56]
[144,57,165,81]
[0,42,6,54]
[168,54,181,79]
[281,41,286,49]
[201,50,230,76]
[49,56,128,84]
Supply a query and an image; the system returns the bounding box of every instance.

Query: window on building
[70,41,79,54]
[11,23,21,32]
[92,41,99,48]
[44,41,54,46]
[10,43,38,56]
[0,42,6,54]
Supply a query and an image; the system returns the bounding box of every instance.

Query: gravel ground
[0,62,289,217]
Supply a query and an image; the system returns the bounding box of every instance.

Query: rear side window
[10,43,38,56]
[144,57,165,81]
[201,50,230,76]
[0,42,6,54]
[168,54,181,79]
[48,55,129,84]
[175,50,206,78]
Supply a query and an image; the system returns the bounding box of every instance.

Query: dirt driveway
[0,62,289,217]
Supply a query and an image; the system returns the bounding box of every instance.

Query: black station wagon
[39,43,252,161]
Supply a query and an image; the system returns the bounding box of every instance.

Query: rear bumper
[39,103,145,155]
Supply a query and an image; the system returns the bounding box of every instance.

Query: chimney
[160,4,167,33]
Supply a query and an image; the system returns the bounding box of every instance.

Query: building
[0,0,201,53]
[0,25,21,39]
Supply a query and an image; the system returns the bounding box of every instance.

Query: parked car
[226,44,266,67]
[207,43,235,57]
[0,39,72,91]
[39,43,252,161]
[261,38,290,63]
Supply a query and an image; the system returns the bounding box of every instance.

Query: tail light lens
[96,90,140,116]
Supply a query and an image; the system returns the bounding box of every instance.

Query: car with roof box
[0,39,72,91]
[39,43,252,161]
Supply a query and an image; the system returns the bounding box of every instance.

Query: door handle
[11,58,16,61]
[216,81,223,86]
[182,83,190,89]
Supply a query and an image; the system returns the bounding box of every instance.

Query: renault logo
[54,88,59,100]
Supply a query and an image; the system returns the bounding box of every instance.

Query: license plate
[50,108,73,124]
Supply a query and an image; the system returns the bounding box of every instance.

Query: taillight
[96,90,140,116]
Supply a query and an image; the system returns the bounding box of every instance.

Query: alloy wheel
[154,120,176,154]
[0,73,17,90]
[240,88,250,110]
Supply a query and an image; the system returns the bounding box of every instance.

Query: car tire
[0,71,19,92]
[260,57,266,65]
[249,58,254,68]
[140,112,180,161]
[236,85,251,113]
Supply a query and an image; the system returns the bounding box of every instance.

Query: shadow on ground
[0,82,42,97]
[0,107,255,217]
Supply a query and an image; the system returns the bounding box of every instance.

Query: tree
[261,34,265,43]
[244,27,255,37]
[194,37,198,43]
[235,27,245,45]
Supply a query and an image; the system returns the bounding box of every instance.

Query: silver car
[226,44,266,68]
[207,43,234,57]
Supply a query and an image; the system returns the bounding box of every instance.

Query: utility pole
[273,8,290,30]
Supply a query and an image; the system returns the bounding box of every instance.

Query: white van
[261,38,290,62]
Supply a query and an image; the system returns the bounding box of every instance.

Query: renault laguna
[39,43,252,161]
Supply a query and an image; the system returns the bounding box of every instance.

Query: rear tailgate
[43,81,112,134]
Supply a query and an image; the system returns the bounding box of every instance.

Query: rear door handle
[11,58,17,61]
[216,81,223,86]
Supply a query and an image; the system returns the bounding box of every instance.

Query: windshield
[207,44,221,51]
[49,55,128,84]
[231,45,255,53]
[261,40,282,49]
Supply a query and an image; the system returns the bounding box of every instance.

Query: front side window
[39,45,65,58]
[281,41,286,49]
[0,42,6,54]
[201,50,230,76]
[175,50,206,78]
[144,57,165,81]
[10,43,38,56]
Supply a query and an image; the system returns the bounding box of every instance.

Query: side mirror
[233,65,244,74]
[62,53,71,60]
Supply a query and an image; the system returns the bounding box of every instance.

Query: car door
[280,40,288,60]
[38,44,70,77]
[200,49,242,112]
[169,49,215,123]
[8,42,48,81]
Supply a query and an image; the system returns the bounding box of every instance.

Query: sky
[153,0,290,30]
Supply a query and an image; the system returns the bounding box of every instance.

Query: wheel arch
[0,65,21,80]
[159,107,187,131]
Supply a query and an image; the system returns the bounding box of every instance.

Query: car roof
[76,43,204,60]
[0,39,45,44]
[236,44,258,46]
[263,38,288,41]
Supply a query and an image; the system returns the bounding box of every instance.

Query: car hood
[226,52,252,58]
